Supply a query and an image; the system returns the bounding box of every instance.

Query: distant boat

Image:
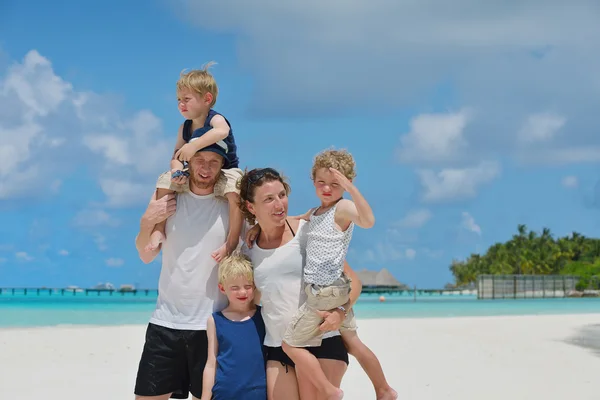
[65,285,84,293]
[119,284,135,292]
[92,282,115,290]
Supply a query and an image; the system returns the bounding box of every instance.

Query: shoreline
[0,312,599,330]
[2,309,600,329]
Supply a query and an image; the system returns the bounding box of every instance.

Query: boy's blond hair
[176,61,218,108]
[311,148,356,181]
[218,251,254,285]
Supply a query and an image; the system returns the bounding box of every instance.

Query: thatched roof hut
[355,268,408,288]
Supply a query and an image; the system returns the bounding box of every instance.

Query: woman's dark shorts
[265,335,349,369]
[134,323,208,399]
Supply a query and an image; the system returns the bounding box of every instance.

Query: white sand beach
[1,314,599,400]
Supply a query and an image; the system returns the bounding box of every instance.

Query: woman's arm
[318,261,362,332]
[199,316,218,400]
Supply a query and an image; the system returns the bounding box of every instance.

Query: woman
[239,167,362,400]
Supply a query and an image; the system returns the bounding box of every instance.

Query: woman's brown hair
[237,168,291,225]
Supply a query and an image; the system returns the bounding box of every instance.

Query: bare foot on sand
[327,388,344,400]
[377,387,398,400]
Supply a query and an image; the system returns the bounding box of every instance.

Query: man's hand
[142,192,177,227]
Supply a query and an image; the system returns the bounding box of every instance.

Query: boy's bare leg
[282,342,344,400]
[211,192,242,262]
[145,188,173,252]
[341,330,397,400]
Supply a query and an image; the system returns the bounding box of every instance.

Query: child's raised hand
[329,168,354,191]
[174,143,197,162]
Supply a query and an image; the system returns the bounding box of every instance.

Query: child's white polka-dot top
[304,202,354,286]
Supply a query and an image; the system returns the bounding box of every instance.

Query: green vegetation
[449,224,600,291]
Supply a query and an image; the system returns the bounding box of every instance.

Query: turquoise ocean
[2,291,600,328]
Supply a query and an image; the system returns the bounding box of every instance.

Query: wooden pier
[361,286,475,296]
[0,287,475,297]
[0,288,159,296]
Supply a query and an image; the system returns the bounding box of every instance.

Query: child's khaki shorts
[156,167,243,198]
[283,274,357,347]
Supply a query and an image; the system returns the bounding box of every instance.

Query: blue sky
[1,0,600,289]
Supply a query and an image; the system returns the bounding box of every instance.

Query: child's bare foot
[327,388,344,400]
[211,243,228,263]
[145,231,165,252]
[377,387,398,400]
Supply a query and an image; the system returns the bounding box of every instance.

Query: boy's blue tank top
[183,109,239,169]
[211,306,267,400]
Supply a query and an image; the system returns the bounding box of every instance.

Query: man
[134,143,232,400]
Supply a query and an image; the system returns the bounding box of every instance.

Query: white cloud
[15,251,33,262]
[83,135,131,165]
[396,110,470,164]
[0,51,72,199]
[94,234,108,251]
[58,249,69,256]
[417,161,500,203]
[561,175,579,189]
[518,112,566,144]
[105,258,124,267]
[359,242,416,264]
[0,50,171,205]
[73,209,120,228]
[100,179,152,208]
[395,209,432,229]
[461,212,482,235]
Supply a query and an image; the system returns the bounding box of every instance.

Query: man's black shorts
[134,323,208,399]
[265,335,349,369]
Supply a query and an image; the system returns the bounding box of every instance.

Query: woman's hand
[316,308,345,332]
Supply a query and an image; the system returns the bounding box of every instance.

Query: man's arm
[200,316,218,400]
[135,192,177,263]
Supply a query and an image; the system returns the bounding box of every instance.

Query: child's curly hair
[311,148,356,181]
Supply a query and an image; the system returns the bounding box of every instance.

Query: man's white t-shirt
[149,191,229,330]
[244,219,338,347]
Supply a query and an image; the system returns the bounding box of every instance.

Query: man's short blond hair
[218,251,254,285]
[176,61,218,107]
[311,148,357,181]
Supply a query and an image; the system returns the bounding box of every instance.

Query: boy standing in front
[200,252,267,400]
